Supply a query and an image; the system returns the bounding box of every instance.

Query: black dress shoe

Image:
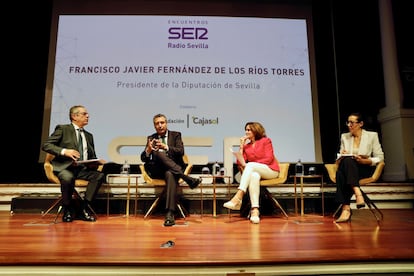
[187,177,202,189]
[164,216,175,227]
[80,208,96,222]
[164,211,175,226]
[62,210,73,223]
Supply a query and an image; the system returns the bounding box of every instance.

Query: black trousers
[335,157,374,205]
[146,151,186,211]
[57,165,104,206]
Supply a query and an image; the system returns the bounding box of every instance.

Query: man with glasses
[42,105,105,222]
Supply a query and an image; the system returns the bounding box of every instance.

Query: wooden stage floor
[1,209,414,275]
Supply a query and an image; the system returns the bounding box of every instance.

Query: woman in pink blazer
[223,122,280,224]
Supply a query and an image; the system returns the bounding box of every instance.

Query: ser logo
[168,27,208,40]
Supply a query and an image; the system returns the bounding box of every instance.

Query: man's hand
[65,149,81,161]
[146,138,159,153]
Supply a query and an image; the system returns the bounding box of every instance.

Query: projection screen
[42,0,321,167]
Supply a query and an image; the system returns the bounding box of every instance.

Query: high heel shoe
[355,194,366,209]
[335,209,352,223]
[249,209,260,224]
[223,196,242,210]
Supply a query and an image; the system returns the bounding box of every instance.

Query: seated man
[140,113,201,226]
[42,105,105,223]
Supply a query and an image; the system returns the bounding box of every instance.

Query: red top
[241,136,280,171]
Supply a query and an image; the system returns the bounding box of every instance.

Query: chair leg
[333,192,383,223]
[333,204,343,218]
[240,201,251,217]
[144,196,187,220]
[53,205,63,223]
[42,196,63,217]
[270,197,289,219]
[144,197,160,219]
[176,202,186,219]
[43,190,98,221]
[73,190,97,217]
[263,188,288,219]
[86,202,97,217]
[361,189,384,222]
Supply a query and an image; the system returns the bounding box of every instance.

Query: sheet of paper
[76,158,104,164]
[336,153,354,160]
[230,148,246,167]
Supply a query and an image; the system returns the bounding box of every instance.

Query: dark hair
[349,112,363,123]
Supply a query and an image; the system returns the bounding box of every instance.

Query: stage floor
[0,209,414,275]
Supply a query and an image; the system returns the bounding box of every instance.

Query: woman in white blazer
[335,112,384,223]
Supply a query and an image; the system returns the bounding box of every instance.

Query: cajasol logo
[191,116,219,126]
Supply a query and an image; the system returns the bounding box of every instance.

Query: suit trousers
[148,151,186,211]
[57,165,104,206]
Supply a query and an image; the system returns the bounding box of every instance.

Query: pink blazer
[242,137,280,171]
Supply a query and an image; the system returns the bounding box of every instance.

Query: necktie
[78,129,84,160]
[159,135,166,152]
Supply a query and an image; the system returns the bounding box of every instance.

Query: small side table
[106,174,140,217]
[292,174,324,217]
[200,175,232,217]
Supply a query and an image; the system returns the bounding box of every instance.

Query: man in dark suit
[42,105,105,222]
[141,113,201,226]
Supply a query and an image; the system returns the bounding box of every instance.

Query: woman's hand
[240,136,248,147]
[354,155,371,165]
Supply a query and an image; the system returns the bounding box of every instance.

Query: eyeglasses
[345,121,359,126]
[76,112,89,116]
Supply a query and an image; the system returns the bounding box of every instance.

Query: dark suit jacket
[42,124,98,172]
[140,130,185,178]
